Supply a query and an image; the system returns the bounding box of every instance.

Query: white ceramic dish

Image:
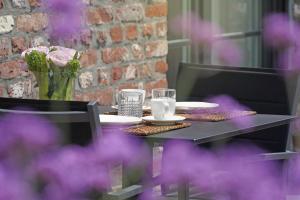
[176,102,219,111]
[112,105,151,111]
[142,115,186,125]
[99,115,142,125]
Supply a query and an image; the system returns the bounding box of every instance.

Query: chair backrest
[0,97,101,146]
[176,63,300,151]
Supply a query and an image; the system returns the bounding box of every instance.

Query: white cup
[151,98,176,120]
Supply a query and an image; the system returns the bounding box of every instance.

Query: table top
[98,106,295,145]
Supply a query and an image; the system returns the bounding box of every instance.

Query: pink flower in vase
[21,46,49,58]
[47,46,79,67]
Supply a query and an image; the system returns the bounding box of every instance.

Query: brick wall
[0,0,168,105]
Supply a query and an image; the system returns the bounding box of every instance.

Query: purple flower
[278,47,300,72]
[94,131,151,167]
[210,144,284,200]
[47,46,78,66]
[286,154,300,195]
[35,145,111,197]
[160,141,216,185]
[215,39,242,66]
[0,112,59,156]
[170,12,221,47]
[0,165,35,200]
[206,95,253,129]
[264,13,300,49]
[42,0,85,41]
[21,46,49,58]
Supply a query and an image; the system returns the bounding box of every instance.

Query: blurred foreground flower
[35,146,111,199]
[42,0,85,41]
[170,12,242,66]
[0,112,59,157]
[264,14,300,49]
[206,95,254,129]
[94,131,151,167]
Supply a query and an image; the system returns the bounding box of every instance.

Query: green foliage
[64,59,80,78]
[25,50,48,72]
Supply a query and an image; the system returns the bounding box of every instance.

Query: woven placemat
[124,122,192,136]
[179,110,257,122]
[104,110,256,122]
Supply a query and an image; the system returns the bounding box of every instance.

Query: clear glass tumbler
[118,91,143,118]
[151,88,176,119]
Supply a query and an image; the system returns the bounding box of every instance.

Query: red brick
[98,68,110,85]
[16,13,48,32]
[0,0,4,9]
[0,37,10,58]
[102,47,128,64]
[0,84,5,96]
[156,21,167,37]
[80,49,98,67]
[155,60,168,73]
[0,60,21,79]
[143,23,154,38]
[75,88,114,106]
[126,25,138,40]
[138,64,153,78]
[97,31,107,47]
[131,44,144,60]
[80,30,92,47]
[118,82,138,90]
[145,40,168,57]
[28,0,41,7]
[110,26,123,43]
[112,66,123,82]
[145,3,168,18]
[11,36,27,54]
[144,78,168,96]
[86,7,113,25]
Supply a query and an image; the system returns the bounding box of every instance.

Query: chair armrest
[103,185,143,200]
[260,151,297,161]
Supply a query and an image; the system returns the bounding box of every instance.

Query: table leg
[178,182,189,200]
[122,144,154,199]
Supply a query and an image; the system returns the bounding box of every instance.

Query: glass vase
[33,70,75,101]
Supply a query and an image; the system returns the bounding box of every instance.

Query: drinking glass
[151,88,176,120]
[118,91,143,117]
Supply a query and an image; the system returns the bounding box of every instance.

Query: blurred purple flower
[278,47,300,72]
[94,132,151,167]
[170,12,221,47]
[160,141,216,185]
[286,154,300,195]
[0,112,59,157]
[171,12,242,64]
[0,165,35,200]
[35,145,111,197]
[42,0,85,41]
[264,13,300,49]
[206,95,253,129]
[210,144,284,200]
[215,39,242,66]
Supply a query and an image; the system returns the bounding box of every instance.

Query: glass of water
[118,91,143,118]
[151,88,176,120]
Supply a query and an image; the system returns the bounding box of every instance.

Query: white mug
[151,98,176,120]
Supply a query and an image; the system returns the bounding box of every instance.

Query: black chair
[0,97,144,200]
[0,97,101,145]
[161,63,300,199]
[176,63,300,153]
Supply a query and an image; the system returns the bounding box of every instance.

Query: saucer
[141,115,186,125]
[99,115,142,125]
[176,102,219,111]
